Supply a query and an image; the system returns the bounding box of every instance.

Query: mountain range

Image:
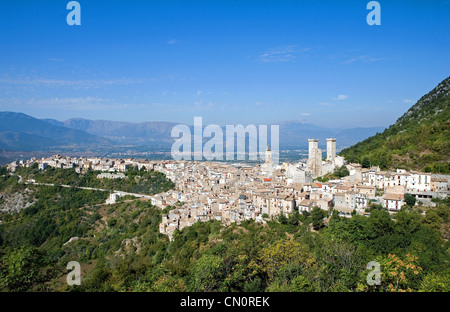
[0,112,110,151]
[41,117,382,148]
[0,111,385,155]
[41,118,179,146]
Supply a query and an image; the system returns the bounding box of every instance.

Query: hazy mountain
[277,120,383,147]
[0,131,57,151]
[43,117,383,148]
[0,112,111,151]
[333,127,385,148]
[340,76,450,173]
[0,110,385,155]
[43,118,179,145]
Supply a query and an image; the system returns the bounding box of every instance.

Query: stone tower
[313,148,322,177]
[308,139,319,166]
[326,138,336,165]
[307,139,322,177]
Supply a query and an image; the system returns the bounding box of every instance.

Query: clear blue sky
[0,0,449,128]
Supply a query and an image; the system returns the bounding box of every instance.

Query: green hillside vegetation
[1,171,449,292]
[15,164,175,195]
[340,77,450,173]
[316,165,350,182]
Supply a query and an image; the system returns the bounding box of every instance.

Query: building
[307,139,322,177]
[265,145,272,164]
[261,144,273,177]
[326,138,336,165]
[97,172,126,179]
[383,193,405,212]
[38,163,48,170]
[308,138,342,177]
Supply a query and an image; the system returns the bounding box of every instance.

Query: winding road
[23,179,155,200]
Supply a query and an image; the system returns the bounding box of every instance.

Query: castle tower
[326,138,336,164]
[313,148,322,177]
[307,139,323,177]
[308,139,319,166]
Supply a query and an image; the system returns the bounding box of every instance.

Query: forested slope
[1,169,449,292]
[340,76,450,173]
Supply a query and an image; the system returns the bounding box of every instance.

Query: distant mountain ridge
[42,118,179,145]
[43,117,383,148]
[340,76,450,173]
[277,121,383,147]
[0,112,110,151]
[0,111,384,156]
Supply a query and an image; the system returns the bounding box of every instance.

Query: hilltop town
[6,138,449,240]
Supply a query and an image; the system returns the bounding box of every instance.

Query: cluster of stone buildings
[6,155,156,173]
[5,140,449,241]
[154,140,448,240]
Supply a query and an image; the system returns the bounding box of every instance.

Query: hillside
[0,131,57,151]
[0,170,449,292]
[340,76,450,173]
[0,112,111,151]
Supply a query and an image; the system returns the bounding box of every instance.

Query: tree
[404,193,416,207]
[189,254,223,292]
[361,157,371,169]
[302,210,310,217]
[288,211,301,226]
[315,239,364,291]
[290,275,314,292]
[333,166,350,178]
[311,207,325,230]
[278,213,288,225]
[394,210,421,236]
[367,209,394,239]
[419,273,450,292]
[259,238,315,281]
[382,253,423,292]
[152,275,186,292]
[328,209,341,228]
[379,156,388,169]
[0,247,46,291]
[368,202,383,211]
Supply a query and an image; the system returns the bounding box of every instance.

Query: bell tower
[265,144,272,164]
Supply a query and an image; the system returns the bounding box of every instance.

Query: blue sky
[0,0,449,128]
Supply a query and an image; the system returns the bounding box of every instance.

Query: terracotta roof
[298,199,313,207]
[384,193,404,201]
